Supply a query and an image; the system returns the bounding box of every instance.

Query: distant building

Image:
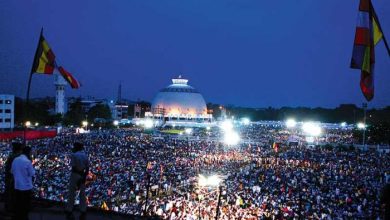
[0,94,15,130]
[111,102,129,120]
[145,76,212,127]
[68,97,108,114]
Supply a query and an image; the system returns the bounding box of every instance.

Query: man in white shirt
[11,146,35,220]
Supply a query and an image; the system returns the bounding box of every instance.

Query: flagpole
[24,27,43,146]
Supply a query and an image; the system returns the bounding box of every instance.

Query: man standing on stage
[11,146,35,220]
[65,142,89,220]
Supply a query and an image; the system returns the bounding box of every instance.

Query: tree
[63,98,85,126]
[87,104,112,122]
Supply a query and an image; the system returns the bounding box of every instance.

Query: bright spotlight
[357,122,366,129]
[207,175,221,187]
[286,119,297,128]
[198,174,208,187]
[224,131,240,145]
[35,122,39,127]
[113,120,119,126]
[340,122,347,127]
[82,121,88,127]
[206,126,211,131]
[241,118,250,125]
[25,121,31,127]
[144,119,154,129]
[198,174,221,187]
[302,122,321,136]
[220,120,233,131]
[185,128,193,134]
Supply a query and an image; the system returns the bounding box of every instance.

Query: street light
[113,120,119,127]
[25,121,31,127]
[82,121,88,127]
[35,122,39,127]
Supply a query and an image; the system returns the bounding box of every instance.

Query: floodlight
[220,120,233,131]
[302,122,321,136]
[241,118,250,125]
[357,122,366,129]
[223,131,240,145]
[185,128,193,134]
[286,119,297,128]
[207,175,221,187]
[198,174,221,187]
[144,119,154,129]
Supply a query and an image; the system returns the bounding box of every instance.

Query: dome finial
[172,75,188,85]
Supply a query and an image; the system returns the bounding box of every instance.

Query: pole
[198,194,201,220]
[143,172,151,216]
[362,103,367,146]
[24,28,43,146]
[215,185,222,220]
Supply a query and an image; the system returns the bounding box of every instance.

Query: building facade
[0,94,15,130]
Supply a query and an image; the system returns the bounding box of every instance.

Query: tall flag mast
[24,28,81,142]
[350,0,390,101]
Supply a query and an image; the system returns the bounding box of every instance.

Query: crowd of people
[0,123,389,219]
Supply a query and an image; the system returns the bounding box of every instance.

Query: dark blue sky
[0,0,389,108]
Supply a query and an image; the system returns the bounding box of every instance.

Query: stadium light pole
[143,149,152,216]
[198,174,223,219]
[215,185,223,220]
[362,103,367,146]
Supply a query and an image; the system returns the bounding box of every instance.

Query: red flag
[58,66,81,89]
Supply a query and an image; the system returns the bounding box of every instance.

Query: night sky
[0,0,389,108]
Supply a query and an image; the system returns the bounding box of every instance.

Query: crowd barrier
[0,130,57,140]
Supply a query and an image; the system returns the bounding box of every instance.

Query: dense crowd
[0,124,389,219]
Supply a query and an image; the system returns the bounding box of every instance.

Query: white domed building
[145,76,213,126]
